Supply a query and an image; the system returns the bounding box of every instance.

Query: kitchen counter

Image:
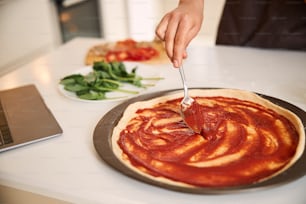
[0,37,305,204]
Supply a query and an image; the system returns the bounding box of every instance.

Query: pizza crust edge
[111,89,305,188]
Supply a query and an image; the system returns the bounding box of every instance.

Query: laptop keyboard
[0,100,13,146]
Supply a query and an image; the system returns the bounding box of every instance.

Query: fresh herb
[59,61,163,100]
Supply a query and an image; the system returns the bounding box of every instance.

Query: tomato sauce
[117,96,300,187]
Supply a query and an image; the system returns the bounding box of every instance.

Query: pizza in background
[112,89,305,188]
[85,38,168,65]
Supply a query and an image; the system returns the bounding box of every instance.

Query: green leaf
[94,70,111,79]
[61,74,84,80]
[64,84,89,92]
[60,78,75,85]
[78,91,105,100]
[84,72,97,84]
[93,61,111,72]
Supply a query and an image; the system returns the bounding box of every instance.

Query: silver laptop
[0,84,63,152]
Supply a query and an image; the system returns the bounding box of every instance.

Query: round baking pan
[93,88,306,194]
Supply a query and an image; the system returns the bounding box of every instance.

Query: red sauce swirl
[117,96,300,187]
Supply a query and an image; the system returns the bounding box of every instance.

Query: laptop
[0,84,63,152]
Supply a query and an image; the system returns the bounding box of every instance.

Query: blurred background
[0,0,225,76]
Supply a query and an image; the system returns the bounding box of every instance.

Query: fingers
[156,12,187,68]
[155,2,203,68]
[183,50,188,59]
[164,15,180,62]
[155,14,170,41]
[156,12,179,59]
[156,0,204,68]
[171,17,202,68]
[172,15,191,67]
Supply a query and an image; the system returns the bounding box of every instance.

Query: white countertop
[0,37,305,204]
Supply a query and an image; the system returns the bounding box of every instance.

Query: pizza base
[112,89,305,188]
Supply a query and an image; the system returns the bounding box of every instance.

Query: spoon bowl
[178,66,202,134]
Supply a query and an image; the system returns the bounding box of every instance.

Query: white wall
[99,0,129,40]
[0,0,60,76]
[100,0,225,45]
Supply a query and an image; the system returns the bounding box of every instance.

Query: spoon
[178,65,203,134]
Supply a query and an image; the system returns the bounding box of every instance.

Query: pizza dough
[111,89,305,188]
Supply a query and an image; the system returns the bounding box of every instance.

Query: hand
[155,0,204,68]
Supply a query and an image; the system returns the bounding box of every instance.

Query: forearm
[178,0,204,13]
[178,0,204,7]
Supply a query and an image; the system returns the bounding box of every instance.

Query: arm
[155,0,204,68]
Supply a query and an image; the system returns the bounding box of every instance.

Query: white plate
[58,62,163,103]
